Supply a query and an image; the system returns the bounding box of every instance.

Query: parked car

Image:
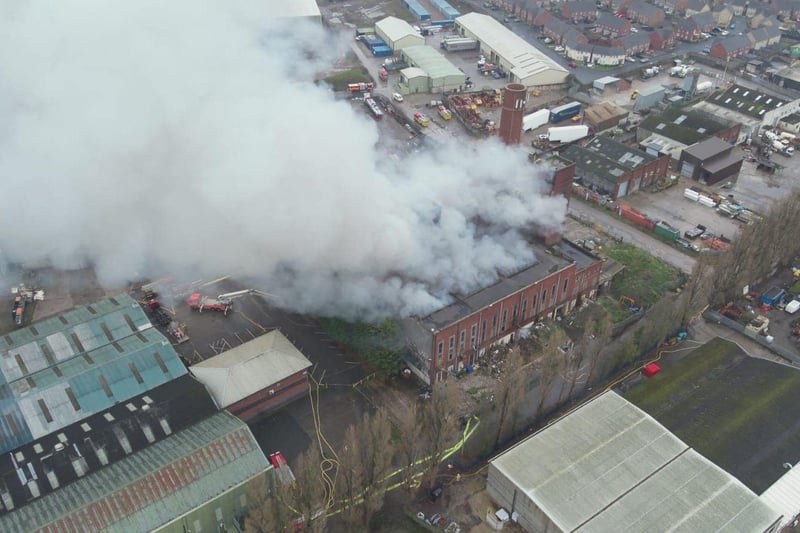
[554,46,565,52]
[586,62,594,68]
[568,61,577,68]
[392,93,404,102]
[543,37,553,44]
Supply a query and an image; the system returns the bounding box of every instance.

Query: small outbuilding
[584,101,628,131]
[375,16,425,51]
[679,136,743,185]
[190,330,312,421]
[399,46,466,93]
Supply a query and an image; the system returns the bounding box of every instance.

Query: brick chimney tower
[498,83,527,145]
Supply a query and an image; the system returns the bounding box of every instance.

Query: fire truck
[187,289,274,316]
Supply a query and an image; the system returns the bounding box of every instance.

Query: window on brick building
[563,279,569,295]
[459,331,466,353]
[491,315,497,338]
[501,309,507,332]
[470,324,477,348]
[437,341,443,361]
[481,320,487,343]
[521,299,527,319]
[541,288,547,310]
[448,336,455,360]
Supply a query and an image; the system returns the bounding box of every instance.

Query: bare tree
[285,447,328,533]
[360,408,394,529]
[395,402,426,492]
[584,312,613,387]
[494,347,532,449]
[533,328,569,421]
[244,473,291,533]
[419,380,460,490]
[335,424,365,529]
[678,252,714,324]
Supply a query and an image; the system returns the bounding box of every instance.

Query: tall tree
[359,407,395,529]
[494,347,532,449]
[584,313,614,387]
[419,380,460,490]
[395,402,426,492]
[533,328,569,421]
[336,424,365,529]
[285,447,328,533]
[244,473,291,533]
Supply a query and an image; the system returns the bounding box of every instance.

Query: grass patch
[624,337,800,492]
[598,296,633,324]
[604,242,681,307]
[317,317,406,377]
[321,67,373,91]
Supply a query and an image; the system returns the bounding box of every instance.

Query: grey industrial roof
[761,466,800,529]
[702,150,744,173]
[456,13,568,83]
[710,84,788,118]
[683,136,733,160]
[0,374,218,521]
[640,107,735,144]
[418,241,598,331]
[563,136,657,185]
[584,101,628,125]
[0,294,187,455]
[191,329,311,408]
[401,46,464,80]
[375,16,424,44]
[490,391,781,532]
[780,111,800,124]
[0,409,268,533]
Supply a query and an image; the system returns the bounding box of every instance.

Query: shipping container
[654,221,680,241]
[550,101,582,123]
[546,125,589,143]
[619,205,656,231]
[441,37,479,51]
[371,45,393,57]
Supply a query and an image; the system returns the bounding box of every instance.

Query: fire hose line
[307,374,340,509]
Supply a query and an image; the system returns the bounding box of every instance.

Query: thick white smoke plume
[0,1,567,319]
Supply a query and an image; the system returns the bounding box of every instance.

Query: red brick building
[403,239,603,384]
[191,330,311,421]
[650,28,676,49]
[562,0,599,22]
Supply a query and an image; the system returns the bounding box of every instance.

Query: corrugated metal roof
[455,13,568,84]
[0,294,187,455]
[490,391,781,532]
[761,466,800,527]
[401,46,464,81]
[190,329,311,408]
[375,16,423,44]
[0,410,269,532]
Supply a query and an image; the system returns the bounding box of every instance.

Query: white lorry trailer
[545,125,590,143]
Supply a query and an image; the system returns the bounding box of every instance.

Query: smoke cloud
[0,1,566,319]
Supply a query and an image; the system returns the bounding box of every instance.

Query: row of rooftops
[419,239,599,331]
[0,292,299,531]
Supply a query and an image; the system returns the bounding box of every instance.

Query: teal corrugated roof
[402,45,465,81]
[0,412,271,533]
[0,294,187,454]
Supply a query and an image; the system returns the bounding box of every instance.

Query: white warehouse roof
[190,329,311,408]
[266,0,321,20]
[376,16,423,44]
[455,13,568,86]
[490,391,781,532]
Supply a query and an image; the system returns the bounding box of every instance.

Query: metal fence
[704,309,800,366]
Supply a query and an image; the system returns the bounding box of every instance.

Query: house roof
[401,46,464,80]
[596,12,629,30]
[683,136,733,160]
[717,35,753,52]
[0,294,187,456]
[0,410,269,533]
[190,329,312,408]
[685,0,708,12]
[691,11,715,26]
[701,150,744,173]
[628,0,662,17]
[490,391,781,532]
[0,374,218,523]
[619,32,651,48]
[455,13,568,83]
[563,0,597,15]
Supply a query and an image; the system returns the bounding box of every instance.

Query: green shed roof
[401,45,465,81]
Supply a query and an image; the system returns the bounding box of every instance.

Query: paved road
[568,200,696,274]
